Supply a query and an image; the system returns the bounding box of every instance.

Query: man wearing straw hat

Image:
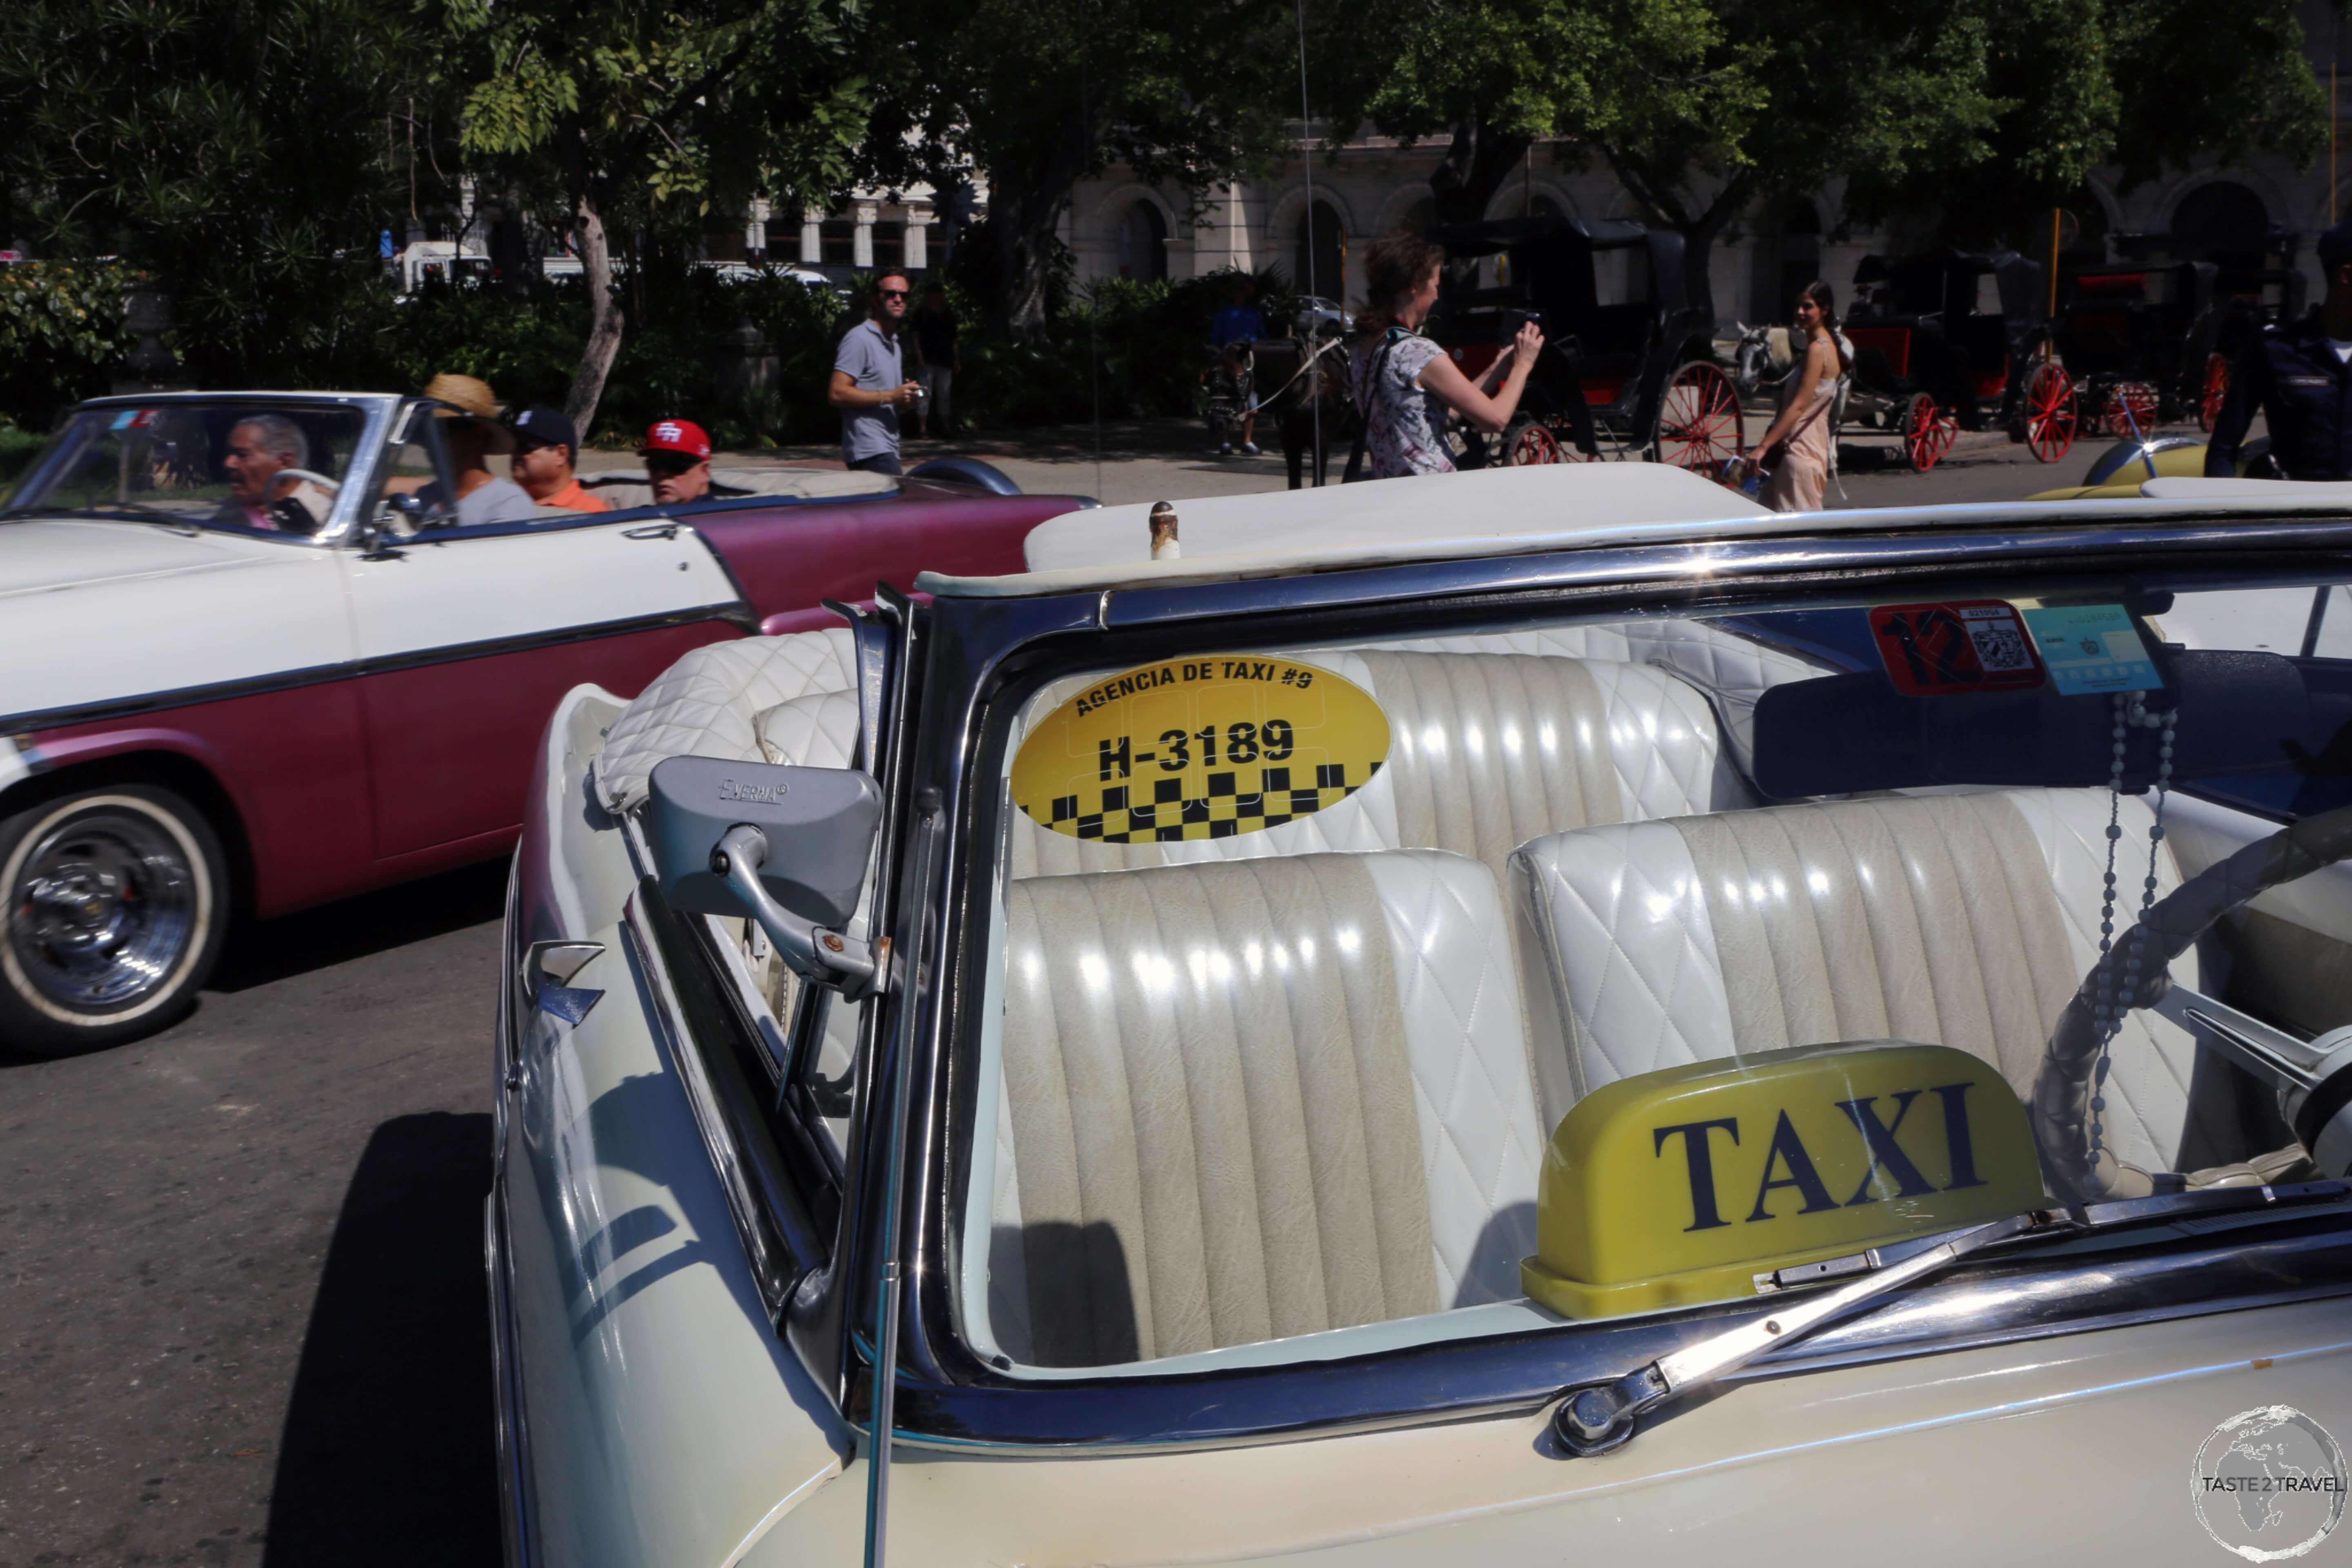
[419,373,538,526]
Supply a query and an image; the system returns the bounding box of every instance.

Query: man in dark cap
[509,407,608,512]
[2206,218,2352,479]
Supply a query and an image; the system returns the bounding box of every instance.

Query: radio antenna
[1296,0,1325,483]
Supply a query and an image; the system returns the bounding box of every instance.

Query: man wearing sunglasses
[829,270,925,475]
[639,419,714,504]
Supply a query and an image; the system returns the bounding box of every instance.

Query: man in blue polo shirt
[2207,219,2352,480]
[829,271,926,475]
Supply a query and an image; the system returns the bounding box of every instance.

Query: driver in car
[216,414,334,532]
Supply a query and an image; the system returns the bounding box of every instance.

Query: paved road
[0,418,2208,1566]
[1,864,510,1567]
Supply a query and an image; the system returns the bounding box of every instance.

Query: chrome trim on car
[0,605,752,739]
[488,855,536,1568]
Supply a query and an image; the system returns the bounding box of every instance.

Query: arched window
[1751,198,1822,324]
[2173,182,2268,255]
[1118,201,1168,282]
[1402,196,1435,235]
[1295,201,1345,300]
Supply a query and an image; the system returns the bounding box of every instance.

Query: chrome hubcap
[9,810,195,1010]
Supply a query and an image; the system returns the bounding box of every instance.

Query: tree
[1851,0,2325,251]
[0,0,450,389]
[859,0,1293,338]
[1584,0,2003,319]
[1308,0,1719,241]
[446,0,871,430]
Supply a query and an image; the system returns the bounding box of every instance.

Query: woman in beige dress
[1737,281,1850,512]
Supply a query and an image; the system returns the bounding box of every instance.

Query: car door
[340,415,749,862]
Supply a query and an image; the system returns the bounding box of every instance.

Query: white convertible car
[496,466,2352,1567]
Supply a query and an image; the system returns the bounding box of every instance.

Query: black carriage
[1422,215,1743,476]
[2109,229,2305,431]
[1832,251,2043,472]
[2027,254,2219,460]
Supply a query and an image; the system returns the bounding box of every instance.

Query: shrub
[0,261,145,428]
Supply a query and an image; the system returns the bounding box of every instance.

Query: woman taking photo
[1737,280,1851,512]
[1349,232,1544,478]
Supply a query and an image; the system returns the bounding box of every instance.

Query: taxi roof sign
[1523,1041,2045,1320]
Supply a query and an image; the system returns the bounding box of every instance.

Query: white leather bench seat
[1508,788,2220,1178]
[987,849,1545,1367]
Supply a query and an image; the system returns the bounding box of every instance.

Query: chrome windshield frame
[855,514,2352,1452]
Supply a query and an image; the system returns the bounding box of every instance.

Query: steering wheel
[2034,802,2352,1200]
[268,468,342,496]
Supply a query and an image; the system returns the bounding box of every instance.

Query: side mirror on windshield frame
[646,756,889,998]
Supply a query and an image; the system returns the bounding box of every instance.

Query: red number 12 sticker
[1869,600,2047,696]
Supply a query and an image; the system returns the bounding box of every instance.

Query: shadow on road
[212,858,509,993]
[264,1111,502,1567]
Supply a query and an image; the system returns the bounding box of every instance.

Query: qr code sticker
[1966,617,2033,672]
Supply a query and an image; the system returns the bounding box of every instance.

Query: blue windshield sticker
[109,410,136,430]
[2022,604,2164,695]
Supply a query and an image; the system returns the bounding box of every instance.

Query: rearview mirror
[647,757,888,996]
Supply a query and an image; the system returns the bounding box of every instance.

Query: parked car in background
[0,391,1080,1053]
[497,463,2352,1568]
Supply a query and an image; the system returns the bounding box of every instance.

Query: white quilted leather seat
[985,849,1545,1367]
[596,629,858,811]
[1509,788,2222,1179]
[1009,649,1743,883]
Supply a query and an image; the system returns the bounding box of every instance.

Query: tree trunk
[565,191,625,435]
[1428,117,1533,230]
[991,109,1094,342]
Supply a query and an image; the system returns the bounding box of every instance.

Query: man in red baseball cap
[640,419,713,505]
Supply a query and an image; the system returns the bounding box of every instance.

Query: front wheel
[1501,415,1564,466]
[0,785,227,1055]
[2022,363,2079,464]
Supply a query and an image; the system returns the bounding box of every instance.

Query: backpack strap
[1343,333,1403,483]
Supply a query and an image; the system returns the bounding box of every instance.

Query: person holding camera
[829,270,925,475]
[1734,280,1850,512]
[1347,232,1541,479]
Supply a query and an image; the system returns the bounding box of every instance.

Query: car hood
[0,514,308,598]
[1,516,351,728]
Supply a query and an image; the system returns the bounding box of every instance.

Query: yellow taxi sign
[1522,1042,2044,1320]
[1010,657,1390,845]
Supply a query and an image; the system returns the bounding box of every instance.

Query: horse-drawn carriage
[2106,229,2306,432]
[1423,215,1744,477]
[2025,254,2220,457]
[1837,251,2043,471]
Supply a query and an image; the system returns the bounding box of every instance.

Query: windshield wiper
[1552,1179,2350,1457]
[22,501,207,535]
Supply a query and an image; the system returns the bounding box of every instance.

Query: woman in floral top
[1349,232,1545,478]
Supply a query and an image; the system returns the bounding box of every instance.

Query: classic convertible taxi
[498,465,2352,1567]
[0,391,1074,1051]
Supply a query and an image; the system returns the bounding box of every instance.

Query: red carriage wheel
[1653,361,1746,482]
[2023,363,2078,464]
[2101,381,2159,437]
[1503,416,1563,466]
[1903,392,1948,472]
[2199,354,2230,432]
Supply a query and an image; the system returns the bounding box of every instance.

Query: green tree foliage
[0,0,447,392]
[0,262,144,426]
[445,0,871,428]
[860,0,1294,337]
[1855,0,2326,249]
[1308,0,1721,237]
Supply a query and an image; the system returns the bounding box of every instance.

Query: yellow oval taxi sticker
[1011,656,1390,845]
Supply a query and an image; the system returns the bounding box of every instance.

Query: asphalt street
[0,417,2211,1566]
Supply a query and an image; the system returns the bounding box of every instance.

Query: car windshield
[958,570,2352,1376]
[2,402,370,537]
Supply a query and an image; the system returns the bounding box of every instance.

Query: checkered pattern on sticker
[1045,760,1380,842]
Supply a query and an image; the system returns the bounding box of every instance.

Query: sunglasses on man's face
[646,454,702,477]
[878,288,910,300]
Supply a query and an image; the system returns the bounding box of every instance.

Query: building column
[853,203,878,269]
[746,197,771,261]
[904,209,931,272]
[801,207,824,267]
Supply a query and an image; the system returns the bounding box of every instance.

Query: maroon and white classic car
[0,391,1081,1051]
